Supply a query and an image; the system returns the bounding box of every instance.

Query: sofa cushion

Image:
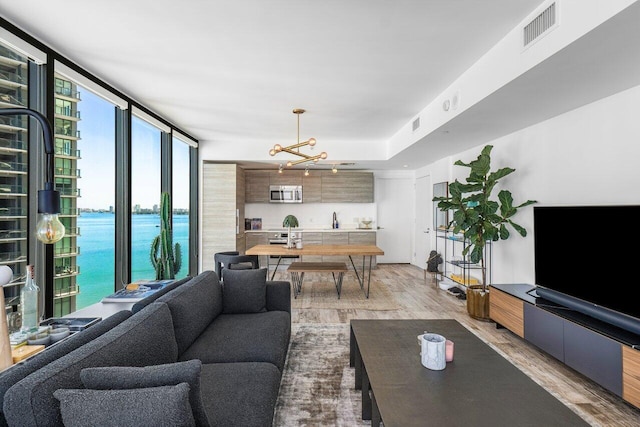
[3,302,178,427]
[179,311,291,372]
[131,276,192,313]
[80,360,209,427]
[221,268,268,314]
[157,271,223,355]
[200,362,281,427]
[0,310,132,426]
[54,383,195,427]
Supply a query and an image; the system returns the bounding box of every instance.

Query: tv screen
[534,205,640,321]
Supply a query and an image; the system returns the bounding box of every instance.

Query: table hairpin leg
[348,255,374,298]
[270,256,283,281]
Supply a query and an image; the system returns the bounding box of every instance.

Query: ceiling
[1,1,639,171]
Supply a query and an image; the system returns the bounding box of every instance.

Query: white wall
[415,83,640,285]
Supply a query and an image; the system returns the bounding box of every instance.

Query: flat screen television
[534,205,640,336]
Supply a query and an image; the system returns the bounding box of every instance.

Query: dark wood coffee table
[349,319,589,427]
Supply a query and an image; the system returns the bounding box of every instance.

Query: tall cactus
[150,192,182,279]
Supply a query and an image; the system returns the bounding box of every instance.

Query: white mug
[296,240,303,249]
[418,333,446,370]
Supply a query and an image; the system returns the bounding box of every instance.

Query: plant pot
[466,285,491,322]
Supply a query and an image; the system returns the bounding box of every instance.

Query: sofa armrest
[265,281,291,314]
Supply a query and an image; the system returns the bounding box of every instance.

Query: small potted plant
[433,145,536,320]
[282,215,299,248]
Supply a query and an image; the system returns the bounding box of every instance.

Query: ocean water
[76,212,189,309]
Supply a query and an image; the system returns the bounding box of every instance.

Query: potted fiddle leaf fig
[282,215,299,248]
[433,145,536,320]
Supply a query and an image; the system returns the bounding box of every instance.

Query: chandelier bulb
[269,149,276,156]
[286,161,293,167]
[332,165,338,173]
[274,144,282,152]
[308,138,316,146]
[304,168,309,176]
[320,152,327,160]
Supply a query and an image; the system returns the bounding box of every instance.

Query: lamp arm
[0,108,55,186]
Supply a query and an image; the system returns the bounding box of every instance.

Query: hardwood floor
[275,263,640,427]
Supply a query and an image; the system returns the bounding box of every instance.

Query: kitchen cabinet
[245,170,271,203]
[270,170,302,186]
[302,174,322,203]
[246,232,269,268]
[322,232,349,264]
[202,163,245,271]
[301,232,323,262]
[321,171,374,203]
[245,169,373,203]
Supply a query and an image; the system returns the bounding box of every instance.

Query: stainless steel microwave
[269,185,302,203]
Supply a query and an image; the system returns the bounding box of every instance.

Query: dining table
[245,244,384,298]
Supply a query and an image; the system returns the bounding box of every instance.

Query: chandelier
[269,108,327,167]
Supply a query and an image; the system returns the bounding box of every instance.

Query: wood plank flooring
[272,263,640,427]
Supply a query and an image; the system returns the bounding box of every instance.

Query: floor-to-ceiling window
[1,21,198,318]
[130,114,162,281]
[73,88,116,310]
[172,134,192,279]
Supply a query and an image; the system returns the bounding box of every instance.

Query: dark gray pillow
[53,383,195,427]
[80,360,209,427]
[221,268,267,313]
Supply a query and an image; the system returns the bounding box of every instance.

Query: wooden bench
[287,262,349,299]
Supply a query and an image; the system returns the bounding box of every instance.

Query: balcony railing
[63,226,80,236]
[0,230,27,240]
[55,167,81,178]
[0,207,27,217]
[54,246,80,257]
[0,160,27,173]
[54,87,81,100]
[53,284,80,298]
[54,127,81,138]
[55,265,80,277]
[0,137,27,151]
[0,252,27,263]
[59,207,80,216]
[0,184,26,195]
[55,147,81,158]
[58,187,81,197]
[0,70,27,85]
[0,94,26,107]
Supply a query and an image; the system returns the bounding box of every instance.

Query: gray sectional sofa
[1,268,291,427]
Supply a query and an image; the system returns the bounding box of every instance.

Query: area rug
[273,323,369,426]
[286,273,400,311]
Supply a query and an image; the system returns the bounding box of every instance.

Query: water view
[76,212,189,309]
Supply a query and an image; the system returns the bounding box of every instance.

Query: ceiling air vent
[412,117,420,131]
[523,2,557,47]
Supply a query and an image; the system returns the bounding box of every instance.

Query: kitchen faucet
[332,212,339,229]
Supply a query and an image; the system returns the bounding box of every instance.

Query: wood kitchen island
[246,244,384,297]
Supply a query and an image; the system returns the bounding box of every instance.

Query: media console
[489,283,640,410]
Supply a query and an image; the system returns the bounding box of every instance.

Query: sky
[75,87,190,210]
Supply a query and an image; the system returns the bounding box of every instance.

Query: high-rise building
[0,43,28,323]
[52,76,81,315]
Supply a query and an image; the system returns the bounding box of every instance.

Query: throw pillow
[80,360,209,427]
[221,267,267,313]
[53,383,195,427]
